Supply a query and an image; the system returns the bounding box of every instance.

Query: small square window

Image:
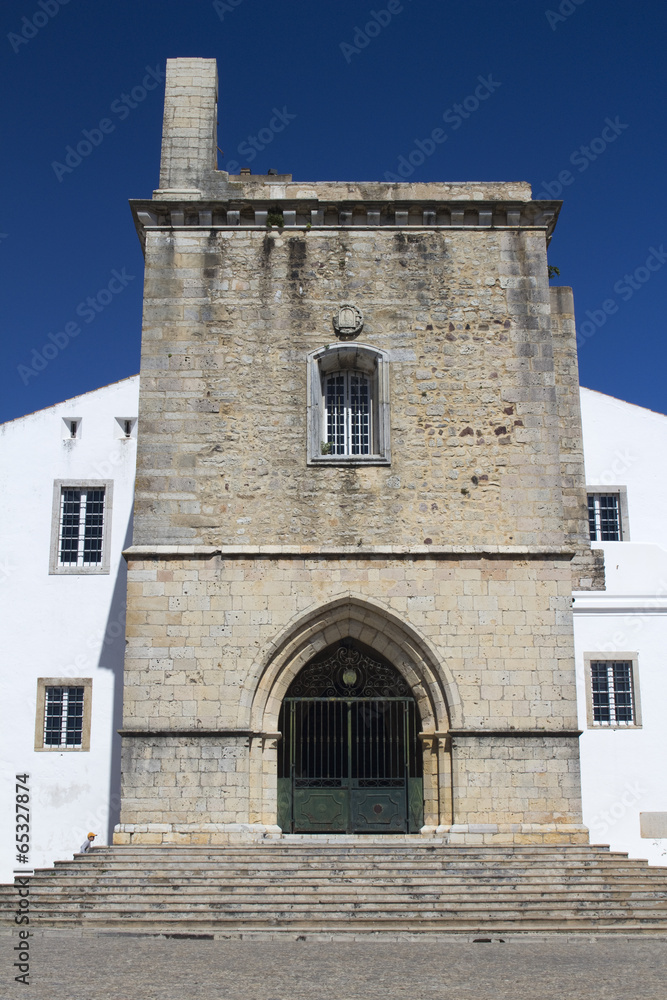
[35,678,92,751]
[50,481,112,574]
[115,417,137,439]
[584,655,641,728]
[62,418,81,440]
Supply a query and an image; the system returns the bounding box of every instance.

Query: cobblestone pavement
[3,932,667,1000]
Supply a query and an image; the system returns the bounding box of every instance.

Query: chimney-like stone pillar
[156,57,218,198]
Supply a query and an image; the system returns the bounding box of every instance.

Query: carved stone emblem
[332,303,363,339]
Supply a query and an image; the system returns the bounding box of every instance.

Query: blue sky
[1,0,666,422]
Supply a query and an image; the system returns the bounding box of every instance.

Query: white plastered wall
[574,388,667,865]
[0,376,139,882]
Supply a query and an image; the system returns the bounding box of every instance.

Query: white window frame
[586,486,630,541]
[34,678,93,751]
[49,480,113,575]
[324,370,372,457]
[307,344,390,465]
[583,653,641,729]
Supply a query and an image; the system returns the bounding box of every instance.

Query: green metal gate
[277,642,423,834]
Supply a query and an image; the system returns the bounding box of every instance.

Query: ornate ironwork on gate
[278,642,424,834]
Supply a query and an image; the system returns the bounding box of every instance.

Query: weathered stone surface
[117,57,599,846]
[133,227,580,552]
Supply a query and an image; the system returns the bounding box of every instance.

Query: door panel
[350,788,407,832]
[293,788,348,832]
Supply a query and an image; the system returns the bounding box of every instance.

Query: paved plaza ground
[2,931,666,1000]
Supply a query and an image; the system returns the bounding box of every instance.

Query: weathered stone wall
[122,553,577,732]
[117,56,594,847]
[450,735,585,842]
[550,285,605,591]
[134,227,572,551]
[117,550,585,841]
[158,57,218,194]
[119,735,250,832]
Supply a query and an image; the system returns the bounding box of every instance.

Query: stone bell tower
[114,57,602,847]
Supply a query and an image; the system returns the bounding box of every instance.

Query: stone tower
[115,57,602,847]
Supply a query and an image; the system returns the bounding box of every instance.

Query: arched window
[307,345,390,464]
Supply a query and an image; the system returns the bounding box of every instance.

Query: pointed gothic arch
[247,595,458,831]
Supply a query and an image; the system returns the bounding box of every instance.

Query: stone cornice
[130,198,560,252]
[123,544,574,560]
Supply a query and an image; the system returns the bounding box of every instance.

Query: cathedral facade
[115,57,602,846]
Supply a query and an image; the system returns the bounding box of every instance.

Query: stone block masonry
[118,550,585,842]
[116,57,599,847]
[133,226,586,555]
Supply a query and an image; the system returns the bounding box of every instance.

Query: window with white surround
[584,654,641,728]
[50,481,112,574]
[586,487,629,541]
[34,678,92,751]
[307,345,390,464]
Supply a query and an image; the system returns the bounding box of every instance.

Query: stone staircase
[2,839,667,936]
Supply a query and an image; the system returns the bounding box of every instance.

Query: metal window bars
[591,661,634,725]
[588,493,621,541]
[59,488,105,566]
[44,686,85,747]
[324,371,371,455]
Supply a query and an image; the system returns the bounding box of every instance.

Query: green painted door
[277,642,423,834]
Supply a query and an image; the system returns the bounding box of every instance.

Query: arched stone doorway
[248,596,455,832]
[277,640,423,834]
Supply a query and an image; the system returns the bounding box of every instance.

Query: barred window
[324,371,371,456]
[44,687,85,748]
[590,661,634,726]
[307,345,390,465]
[59,488,105,566]
[51,481,111,574]
[35,678,92,751]
[588,493,621,541]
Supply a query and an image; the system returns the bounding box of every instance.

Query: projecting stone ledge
[123,544,576,559]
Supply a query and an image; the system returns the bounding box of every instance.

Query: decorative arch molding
[249,593,459,735]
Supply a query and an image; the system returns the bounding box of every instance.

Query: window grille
[58,488,105,566]
[44,686,85,747]
[590,661,634,725]
[588,493,621,540]
[324,372,371,455]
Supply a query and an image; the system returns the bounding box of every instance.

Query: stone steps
[38,874,663,889]
[3,842,667,935]
[27,890,667,912]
